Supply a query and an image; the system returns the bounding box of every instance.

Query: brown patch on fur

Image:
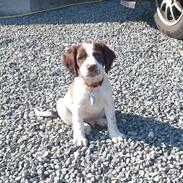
[93,42,116,73]
[92,50,104,66]
[76,47,87,67]
[61,44,80,76]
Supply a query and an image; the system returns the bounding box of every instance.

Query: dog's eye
[78,57,86,62]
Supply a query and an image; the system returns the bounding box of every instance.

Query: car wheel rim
[155,0,183,26]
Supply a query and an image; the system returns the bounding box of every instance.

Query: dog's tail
[34,108,59,118]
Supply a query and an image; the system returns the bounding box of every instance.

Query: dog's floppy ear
[96,42,116,73]
[61,45,79,77]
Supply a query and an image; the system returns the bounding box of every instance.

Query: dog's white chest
[80,90,104,118]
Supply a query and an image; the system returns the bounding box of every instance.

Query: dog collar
[83,79,104,89]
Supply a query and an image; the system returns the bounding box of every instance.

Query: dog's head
[61,41,116,82]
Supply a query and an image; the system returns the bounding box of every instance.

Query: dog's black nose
[87,64,97,72]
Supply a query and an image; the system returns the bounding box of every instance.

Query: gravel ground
[1,0,183,182]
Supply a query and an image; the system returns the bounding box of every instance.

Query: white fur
[79,43,104,85]
[82,43,94,57]
[35,42,124,146]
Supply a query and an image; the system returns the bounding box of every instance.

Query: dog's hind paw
[110,132,125,143]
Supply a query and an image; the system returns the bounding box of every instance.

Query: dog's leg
[57,97,91,134]
[72,109,88,146]
[104,100,125,143]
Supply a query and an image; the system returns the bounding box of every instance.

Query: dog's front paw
[73,136,88,146]
[110,131,125,143]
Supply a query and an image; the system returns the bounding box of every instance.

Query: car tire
[153,0,183,39]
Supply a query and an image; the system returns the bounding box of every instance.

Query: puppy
[35,41,124,146]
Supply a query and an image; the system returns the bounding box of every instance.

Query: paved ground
[0,0,183,182]
[0,0,102,16]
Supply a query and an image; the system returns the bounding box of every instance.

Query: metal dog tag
[89,95,95,105]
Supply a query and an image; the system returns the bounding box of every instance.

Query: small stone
[15,176,21,181]
[153,175,160,182]
[65,174,70,180]
[74,151,80,160]
[43,151,50,158]
[139,170,145,177]
[148,130,154,138]
[62,168,68,176]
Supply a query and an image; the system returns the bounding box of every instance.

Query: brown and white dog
[34,41,124,146]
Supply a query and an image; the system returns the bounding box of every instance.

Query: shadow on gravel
[0,1,156,29]
[116,111,183,150]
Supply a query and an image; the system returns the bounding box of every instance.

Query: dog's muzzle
[86,64,100,77]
